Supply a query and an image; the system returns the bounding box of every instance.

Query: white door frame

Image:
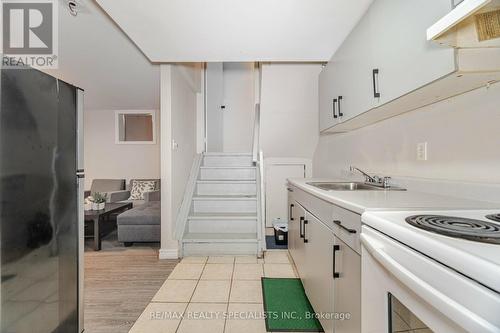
[264,157,313,228]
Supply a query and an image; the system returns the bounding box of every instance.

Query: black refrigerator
[0,67,84,333]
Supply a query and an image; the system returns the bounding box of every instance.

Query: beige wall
[222,63,256,152]
[171,65,200,229]
[260,63,322,159]
[84,109,160,189]
[313,82,500,184]
[160,63,203,258]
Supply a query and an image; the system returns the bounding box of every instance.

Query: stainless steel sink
[306,182,406,191]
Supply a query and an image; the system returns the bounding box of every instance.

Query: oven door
[360,225,500,333]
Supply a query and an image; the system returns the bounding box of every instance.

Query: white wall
[259,64,322,227]
[160,63,203,259]
[171,64,200,227]
[313,82,500,185]
[84,109,160,189]
[45,0,159,110]
[222,63,256,152]
[260,63,322,158]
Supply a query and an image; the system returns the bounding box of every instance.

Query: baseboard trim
[159,248,179,260]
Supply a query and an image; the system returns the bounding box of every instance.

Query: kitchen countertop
[288,178,499,214]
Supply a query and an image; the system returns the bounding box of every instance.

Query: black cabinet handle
[333,220,357,234]
[289,204,294,221]
[287,187,294,192]
[372,69,381,98]
[299,217,304,238]
[338,96,343,117]
[303,220,309,243]
[333,244,340,279]
[332,98,338,118]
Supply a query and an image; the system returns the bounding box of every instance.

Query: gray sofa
[107,179,160,206]
[85,179,126,199]
[116,180,161,246]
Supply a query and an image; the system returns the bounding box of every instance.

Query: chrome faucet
[349,166,392,188]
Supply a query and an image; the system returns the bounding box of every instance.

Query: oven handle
[360,233,498,333]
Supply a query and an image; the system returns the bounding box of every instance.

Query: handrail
[174,154,203,240]
[252,63,265,254]
[257,150,266,254]
[252,103,260,165]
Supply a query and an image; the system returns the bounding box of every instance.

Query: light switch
[417,142,428,161]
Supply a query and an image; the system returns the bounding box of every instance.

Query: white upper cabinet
[319,0,500,133]
[319,9,374,131]
[369,0,455,105]
[335,8,376,120]
[318,64,337,131]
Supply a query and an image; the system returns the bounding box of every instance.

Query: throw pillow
[129,180,156,200]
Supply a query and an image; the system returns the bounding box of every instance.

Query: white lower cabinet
[287,184,361,333]
[288,197,306,277]
[303,212,335,333]
[333,236,361,333]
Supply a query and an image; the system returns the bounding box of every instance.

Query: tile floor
[129,250,299,333]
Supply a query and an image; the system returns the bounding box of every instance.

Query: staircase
[180,152,261,256]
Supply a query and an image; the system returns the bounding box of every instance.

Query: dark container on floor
[274,223,288,246]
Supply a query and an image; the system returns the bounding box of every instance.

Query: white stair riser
[200,168,256,180]
[203,156,253,167]
[183,242,258,256]
[188,219,257,234]
[197,183,256,196]
[193,200,256,213]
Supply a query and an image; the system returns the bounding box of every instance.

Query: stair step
[203,153,254,167]
[196,180,256,196]
[188,212,257,220]
[182,232,258,255]
[200,166,256,180]
[197,180,256,183]
[192,195,257,214]
[192,195,257,200]
[183,242,258,256]
[181,152,259,256]
[203,152,253,156]
[182,232,258,242]
[187,212,257,234]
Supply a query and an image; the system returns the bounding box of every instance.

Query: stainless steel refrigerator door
[1,68,79,333]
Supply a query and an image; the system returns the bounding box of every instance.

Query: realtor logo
[1,0,58,68]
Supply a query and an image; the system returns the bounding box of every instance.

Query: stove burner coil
[405,215,500,244]
[486,214,500,223]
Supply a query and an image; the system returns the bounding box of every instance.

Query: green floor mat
[261,277,324,332]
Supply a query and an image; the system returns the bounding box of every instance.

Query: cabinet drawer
[293,186,334,227]
[292,185,361,254]
[331,205,361,254]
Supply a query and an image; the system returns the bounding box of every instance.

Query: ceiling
[94,0,373,62]
[42,0,373,109]
[45,0,160,110]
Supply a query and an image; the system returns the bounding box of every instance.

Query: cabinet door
[289,201,306,277]
[333,9,375,122]
[287,195,298,265]
[318,65,339,131]
[303,213,335,333]
[333,236,361,333]
[369,0,455,105]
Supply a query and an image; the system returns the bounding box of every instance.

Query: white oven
[360,224,500,333]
